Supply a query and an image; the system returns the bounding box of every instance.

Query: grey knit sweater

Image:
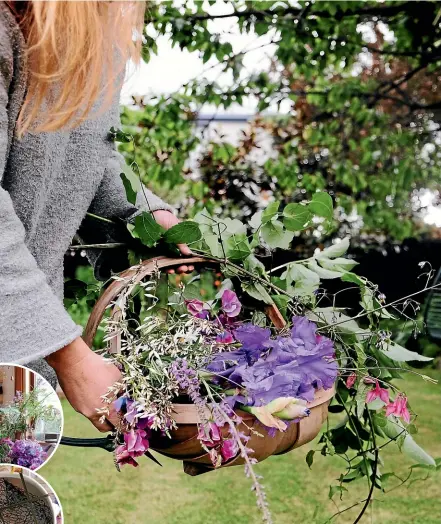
[0,4,171,380]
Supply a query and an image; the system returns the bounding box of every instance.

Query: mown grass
[40,370,441,524]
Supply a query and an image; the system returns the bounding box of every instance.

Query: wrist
[45,337,91,372]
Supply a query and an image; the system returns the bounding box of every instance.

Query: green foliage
[117,1,441,245]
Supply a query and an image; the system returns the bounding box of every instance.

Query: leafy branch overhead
[117,1,441,246]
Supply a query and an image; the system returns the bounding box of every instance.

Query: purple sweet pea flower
[124,399,138,424]
[234,324,271,351]
[221,290,241,317]
[113,396,128,412]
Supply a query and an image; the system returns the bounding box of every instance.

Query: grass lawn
[40,371,441,524]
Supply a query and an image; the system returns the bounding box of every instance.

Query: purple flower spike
[221,290,241,317]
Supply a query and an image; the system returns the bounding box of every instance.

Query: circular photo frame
[0,364,64,471]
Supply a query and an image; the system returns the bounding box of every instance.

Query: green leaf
[271,294,291,317]
[225,235,252,261]
[249,210,263,230]
[283,203,311,231]
[308,259,343,279]
[341,272,366,286]
[163,221,202,245]
[281,263,320,297]
[261,202,280,224]
[128,212,164,248]
[261,221,294,249]
[204,234,222,257]
[309,192,334,219]
[319,237,350,258]
[306,450,315,469]
[382,417,436,466]
[382,342,432,362]
[243,282,274,305]
[329,485,348,500]
[307,307,370,339]
[120,165,141,206]
[318,257,358,272]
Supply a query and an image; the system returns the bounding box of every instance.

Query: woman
[0,1,191,432]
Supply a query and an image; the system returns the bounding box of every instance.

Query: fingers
[167,265,195,274]
[177,243,192,256]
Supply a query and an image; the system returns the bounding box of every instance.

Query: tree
[118,0,441,248]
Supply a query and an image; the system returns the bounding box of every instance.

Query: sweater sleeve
[0,40,82,364]
[77,148,174,280]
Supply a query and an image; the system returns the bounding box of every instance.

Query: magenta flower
[216,331,235,344]
[346,373,356,389]
[366,380,389,404]
[197,422,222,448]
[221,290,241,317]
[185,299,207,317]
[125,428,150,455]
[116,428,150,467]
[386,394,411,423]
[115,445,139,467]
[220,438,239,462]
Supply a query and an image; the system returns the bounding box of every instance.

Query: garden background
[43,1,441,522]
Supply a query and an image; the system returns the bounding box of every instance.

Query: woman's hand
[152,210,194,274]
[46,338,121,432]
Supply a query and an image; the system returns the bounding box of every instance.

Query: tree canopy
[118,0,441,247]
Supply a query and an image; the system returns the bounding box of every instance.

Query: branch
[175,2,414,23]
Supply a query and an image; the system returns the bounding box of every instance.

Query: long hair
[8,1,145,136]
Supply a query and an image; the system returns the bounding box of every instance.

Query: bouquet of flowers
[80,138,438,523]
[0,439,47,470]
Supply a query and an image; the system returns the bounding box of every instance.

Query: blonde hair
[9,1,145,136]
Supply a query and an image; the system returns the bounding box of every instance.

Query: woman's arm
[0,24,82,365]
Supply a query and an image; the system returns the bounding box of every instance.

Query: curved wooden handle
[83,255,286,350]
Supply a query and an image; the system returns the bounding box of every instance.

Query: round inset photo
[0,465,63,523]
[0,365,63,470]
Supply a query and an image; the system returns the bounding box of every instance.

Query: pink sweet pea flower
[115,445,139,467]
[220,439,238,462]
[386,394,411,423]
[197,422,222,448]
[125,428,150,455]
[346,373,357,389]
[185,299,206,316]
[221,290,241,317]
[366,380,389,404]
